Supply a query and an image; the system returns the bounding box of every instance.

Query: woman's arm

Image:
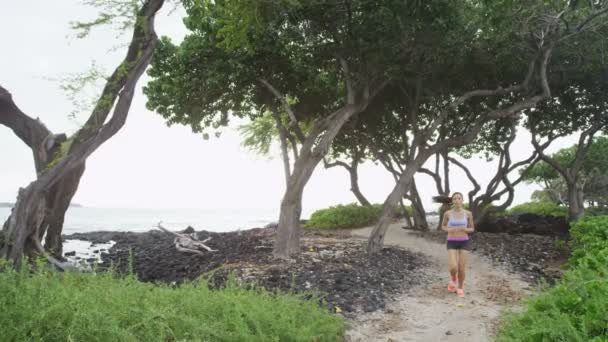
[465,211,475,234]
[441,211,451,232]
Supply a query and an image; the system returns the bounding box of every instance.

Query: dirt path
[346,222,533,342]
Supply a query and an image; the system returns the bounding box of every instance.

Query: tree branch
[0,85,52,149]
[571,120,603,173]
[531,127,572,181]
[446,156,481,204]
[259,78,306,143]
[271,107,292,186]
[339,57,355,104]
[418,168,443,194]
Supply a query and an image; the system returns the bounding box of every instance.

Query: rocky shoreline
[64,227,433,315]
[62,216,572,315]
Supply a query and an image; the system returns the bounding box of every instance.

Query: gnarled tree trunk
[349,161,371,207]
[41,165,85,258]
[368,160,423,254]
[0,0,165,268]
[567,182,585,221]
[409,180,428,230]
[0,86,88,260]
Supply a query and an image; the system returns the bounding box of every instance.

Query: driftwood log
[156,222,217,255]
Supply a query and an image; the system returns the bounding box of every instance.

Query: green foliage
[505,201,568,218]
[523,136,608,208]
[238,109,312,158]
[70,0,140,39]
[586,207,608,217]
[530,189,560,204]
[394,204,414,218]
[304,203,409,229]
[496,216,608,341]
[568,215,608,265]
[238,111,279,156]
[305,203,382,229]
[0,262,344,341]
[43,136,76,172]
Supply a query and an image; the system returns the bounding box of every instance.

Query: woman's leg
[456,250,468,289]
[448,249,459,283]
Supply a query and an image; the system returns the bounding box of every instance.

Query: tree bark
[41,164,85,258]
[348,158,371,207]
[419,154,449,230]
[274,187,303,257]
[271,107,292,188]
[409,180,428,230]
[400,199,414,228]
[368,157,425,254]
[567,181,585,221]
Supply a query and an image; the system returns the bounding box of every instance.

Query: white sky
[0,1,580,217]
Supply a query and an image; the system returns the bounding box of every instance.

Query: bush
[304,203,383,229]
[505,201,568,218]
[568,215,608,265]
[393,204,414,218]
[0,262,344,342]
[496,215,608,341]
[304,203,413,229]
[585,206,608,217]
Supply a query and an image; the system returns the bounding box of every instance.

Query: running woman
[440,192,474,298]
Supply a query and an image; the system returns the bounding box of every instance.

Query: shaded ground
[64,227,433,315]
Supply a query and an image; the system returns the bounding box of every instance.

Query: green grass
[496,215,608,341]
[0,261,344,341]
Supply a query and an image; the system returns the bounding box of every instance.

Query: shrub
[585,206,608,217]
[0,262,344,342]
[304,203,415,230]
[496,215,608,341]
[568,215,608,265]
[505,201,568,218]
[496,251,608,342]
[394,204,414,218]
[304,203,383,229]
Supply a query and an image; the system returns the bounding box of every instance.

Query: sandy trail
[346,222,533,342]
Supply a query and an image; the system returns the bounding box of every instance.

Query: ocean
[0,207,279,234]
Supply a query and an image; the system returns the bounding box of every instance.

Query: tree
[144,0,465,258]
[366,1,608,253]
[520,0,608,221]
[523,136,608,215]
[0,0,166,268]
[528,85,608,220]
[0,88,86,259]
